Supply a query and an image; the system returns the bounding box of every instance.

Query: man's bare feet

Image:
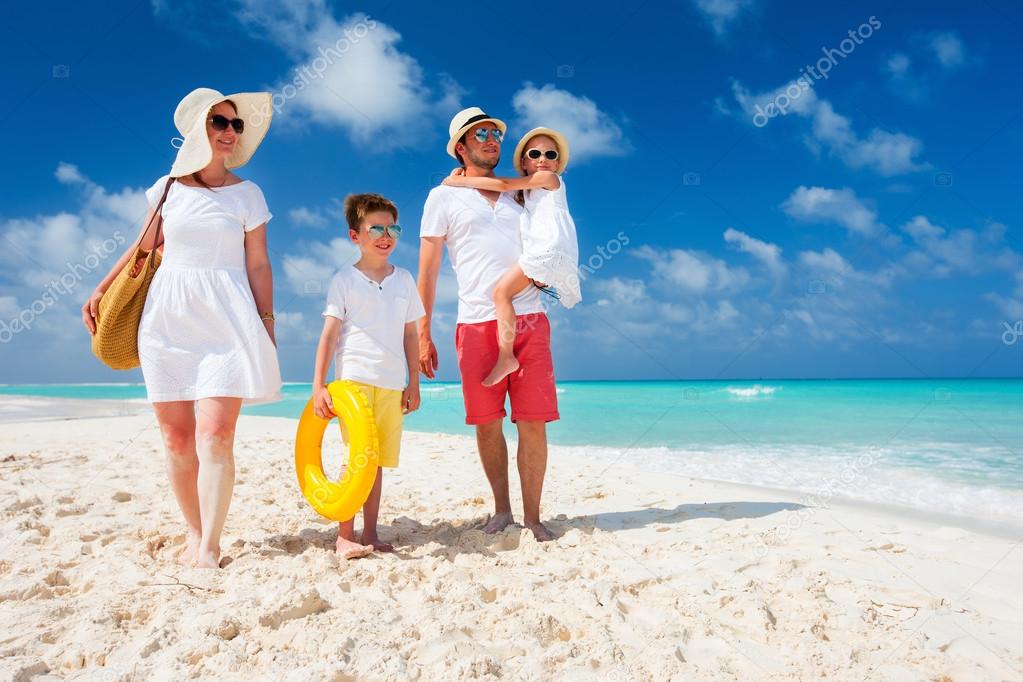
[482,355,520,387]
[177,532,201,566]
[195,548,222,569]
[525,521,555,542]
[336,535,374,559]
[482,512,515,534]
[361,534,394,552]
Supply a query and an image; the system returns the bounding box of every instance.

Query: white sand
[1,403,1021,681]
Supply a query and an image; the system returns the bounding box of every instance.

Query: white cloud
[511,83,628,163]
[731,80,927,176]
[781,186,883,237]
[282,237,360,297]
[901,216,1018,277]
[929,31,965,69]
[288,206,331,229]
[691,0,754,35]
[234,1,461,143]
[886,53,911,79]
[723,228,786,279]
[633,245,749,294]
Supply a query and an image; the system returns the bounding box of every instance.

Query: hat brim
[512,127,570,176]
[446,117,507,160]
[170,92,273,178]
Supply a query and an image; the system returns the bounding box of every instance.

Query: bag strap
[137,177,175,251]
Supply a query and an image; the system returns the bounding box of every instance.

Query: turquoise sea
[2,379,1021,527]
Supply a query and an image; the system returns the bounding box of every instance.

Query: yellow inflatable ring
[294,380,380,521]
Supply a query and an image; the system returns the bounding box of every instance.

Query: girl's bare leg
[483,265,533,387]
[153,401,201,565]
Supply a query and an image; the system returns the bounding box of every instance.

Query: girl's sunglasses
[367,224,402,239]
[472,127,503,143]
[209,114,245,134]
[525,148,559,161]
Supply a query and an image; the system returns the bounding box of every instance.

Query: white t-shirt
[323,265,426,391]
[420,185,544,324]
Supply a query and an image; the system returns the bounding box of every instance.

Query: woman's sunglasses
[209,114,245,134]
[472,127,503,143]
[367,224,402,239]
[525,148,559,161]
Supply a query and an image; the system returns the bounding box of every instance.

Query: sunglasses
[472,127,503,143]
[366,224,402,239]
[525,148,559,161]
[208,114,245,134]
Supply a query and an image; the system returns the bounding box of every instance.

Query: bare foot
[525,521,555,542]
[482,355,520,387]
[362,534,394,552]
[177,532,201,566]
[195,548,222,569]
[482,512,514,534]
[336,536,374,559]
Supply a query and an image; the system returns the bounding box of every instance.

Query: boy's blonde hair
[343,193,398,232]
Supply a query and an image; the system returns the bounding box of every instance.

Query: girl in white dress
[82,88,280,569]
[444,126,581,387]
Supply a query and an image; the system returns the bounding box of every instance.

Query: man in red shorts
[417,107,559,542]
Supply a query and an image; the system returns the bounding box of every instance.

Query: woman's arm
[244,224,275,346]
[442,170,560,192]
[81,206,163,334]
[312,316,341,418]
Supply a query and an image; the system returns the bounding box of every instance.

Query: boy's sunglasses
[367,224,402,239]
[472,127,503,143]
[525,148,559,161]
[209,114,245,134]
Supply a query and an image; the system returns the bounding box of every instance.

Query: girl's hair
[192,99,238,190]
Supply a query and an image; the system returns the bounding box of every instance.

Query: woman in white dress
[443,126,581,387]
[82,88,281,569]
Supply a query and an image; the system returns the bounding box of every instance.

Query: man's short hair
[454,133,466,167]
[343,193,398,232]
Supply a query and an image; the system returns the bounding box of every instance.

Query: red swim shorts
[454,313,560,425]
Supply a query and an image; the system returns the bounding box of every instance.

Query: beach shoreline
[1,406,1021,680]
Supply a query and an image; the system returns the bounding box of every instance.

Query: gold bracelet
[260,312,275,321]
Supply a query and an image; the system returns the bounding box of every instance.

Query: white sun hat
[169,88,273,178]
[446,106,507,160]
[512,127,570,176]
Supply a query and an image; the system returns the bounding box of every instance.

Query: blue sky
[1,0,1022,383]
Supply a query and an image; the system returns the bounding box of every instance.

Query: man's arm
[417,236,444,378]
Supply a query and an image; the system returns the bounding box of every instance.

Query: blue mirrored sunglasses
[367,224,402,239]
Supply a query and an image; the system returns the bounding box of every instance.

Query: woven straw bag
[91,178,174,370]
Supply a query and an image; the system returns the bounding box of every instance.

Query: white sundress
[519,179,582,309]
[137,175,282,404]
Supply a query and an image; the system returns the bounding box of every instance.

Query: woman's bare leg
[194,397,243,568]
[483,265,533,387]
[153,401,201,565]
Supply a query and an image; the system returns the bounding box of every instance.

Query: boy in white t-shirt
[311,193,426,559]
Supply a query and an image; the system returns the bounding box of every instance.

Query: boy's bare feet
[336,535,374,559]
[482,355,519,387]
[177,531,201,566]
[525,521,555,542]
[482,512,514,534]
[361,533,394,552]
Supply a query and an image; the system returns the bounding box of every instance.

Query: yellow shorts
[340,381,404,468]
